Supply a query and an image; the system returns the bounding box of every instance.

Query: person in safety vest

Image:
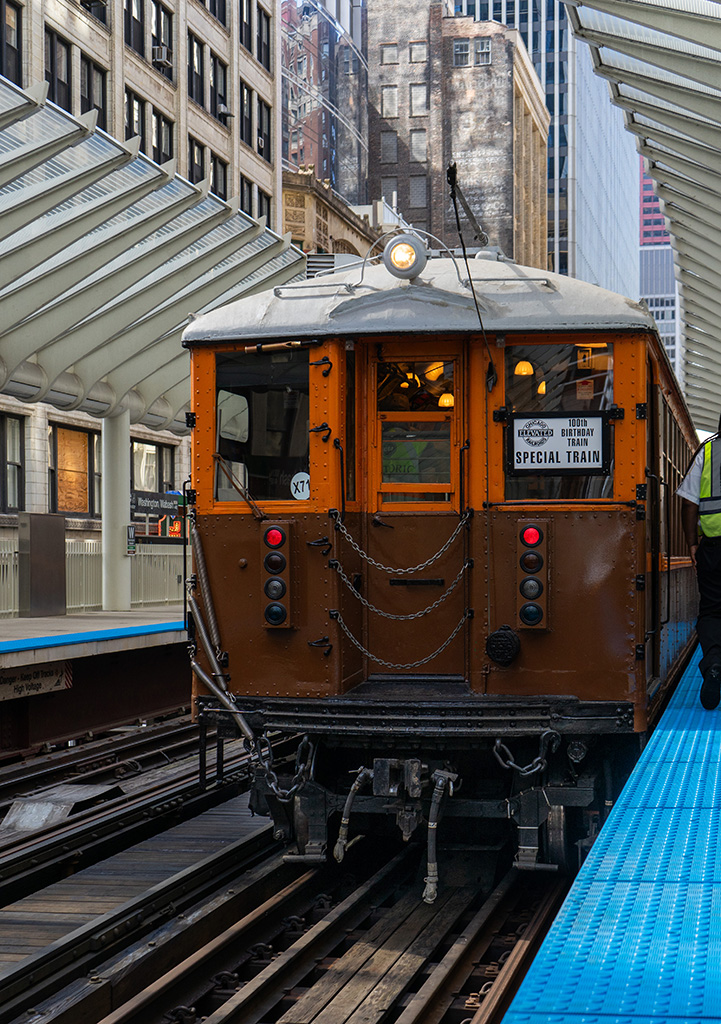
[678,416,721,709]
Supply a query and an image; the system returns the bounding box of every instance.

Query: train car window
[377,360,455,503]
[215,349,309,502]
[504,343,614,500]
[378,360,454,412]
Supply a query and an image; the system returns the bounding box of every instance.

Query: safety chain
[250,733,314,803]
[330,608,472,669]
[493,730,561,777]
[330,509,471,575]
[330,557,473,620]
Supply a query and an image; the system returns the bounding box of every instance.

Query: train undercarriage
[198,686,641,893]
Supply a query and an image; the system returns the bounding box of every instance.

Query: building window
[409,175,427,208]
[257,5,271,71]
[207,0,227,26]
[239,78,253,146]
[240,174,253,215]
[410,128,427,163]
[0,415,24,512]
[258,188,271,227]
[45,29,71,112]
[211,153,228,199]
[381,84,398,118]
[124,0,145,56]
[410,83,428,116]
[125,89,147,153]
[240,0,252,52]
[80,55,107,130]
[80,0,107,24]
[380,43,398,64]
[380,130,398,163]
[210,54,228,121]
[49,426,101,517]
[475,37,491,64]
[132,440,174,493]
[453,39,470,66]
[257,98,271,160]
[381,176,398,204]
[188,33,204,106]
[152,108,173,163]
[188,136,205,183]
[409,40,427,63]
[151,1,173,79]
[2,0,21,84]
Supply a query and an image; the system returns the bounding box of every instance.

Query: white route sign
[510,414,607,474]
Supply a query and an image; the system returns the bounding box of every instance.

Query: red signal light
[520,525,542,547]
[264,527,286,548]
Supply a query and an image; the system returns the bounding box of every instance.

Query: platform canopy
[0,75,305,433]
[566,0,721,434]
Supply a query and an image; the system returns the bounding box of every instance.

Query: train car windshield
[214,349,310,502]
[504,343,614,500]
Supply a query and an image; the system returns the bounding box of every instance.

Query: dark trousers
[696,537,721,677]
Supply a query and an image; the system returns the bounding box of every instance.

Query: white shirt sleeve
[676,448,704,505]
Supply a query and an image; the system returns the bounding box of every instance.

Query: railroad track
[0,713,196,810]
[10,840,567,1024]
[0,735,297,904]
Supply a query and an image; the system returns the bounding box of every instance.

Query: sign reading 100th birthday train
[508,413,610,475]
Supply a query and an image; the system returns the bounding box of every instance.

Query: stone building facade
[367,0,549,267]
[282,167,379,255]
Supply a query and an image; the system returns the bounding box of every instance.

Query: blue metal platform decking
[504,646,721,1024]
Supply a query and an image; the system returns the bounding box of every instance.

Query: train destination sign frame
[507,412,611,475]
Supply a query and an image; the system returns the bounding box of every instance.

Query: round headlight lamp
[382,234,428,280]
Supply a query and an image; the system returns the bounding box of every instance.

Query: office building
[451,0,639,297]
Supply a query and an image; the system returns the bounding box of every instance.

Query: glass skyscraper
[452,0,638,298]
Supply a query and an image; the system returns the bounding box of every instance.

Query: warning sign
[0,662,71,702]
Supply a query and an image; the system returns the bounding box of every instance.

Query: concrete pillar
[101,409,131,611]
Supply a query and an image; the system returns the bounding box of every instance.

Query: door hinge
[635,574,646,591]
[635,644,646,661]
[635,403,648,420]
[185,411,196,429]
[636,484,647,501]
[636,505,646,521]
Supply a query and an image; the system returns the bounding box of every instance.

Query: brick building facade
[367,0,548,267]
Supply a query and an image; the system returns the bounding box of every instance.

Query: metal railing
[0,540,185,617]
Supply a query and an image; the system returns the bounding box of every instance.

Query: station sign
[507,413,610,475]
[0,662,71,702]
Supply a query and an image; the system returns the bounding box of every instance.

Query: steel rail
[0,826,282,1024]
[0,737,296,905]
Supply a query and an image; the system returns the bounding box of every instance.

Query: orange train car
[182,236,698,881]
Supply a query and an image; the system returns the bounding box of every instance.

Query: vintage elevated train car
[182,237,698,887]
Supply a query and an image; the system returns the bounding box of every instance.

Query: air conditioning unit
[218,104,234,120]
[152,45,173,69]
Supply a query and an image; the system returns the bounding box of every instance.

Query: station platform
[504,645,721,1024]
[0,606,186,669]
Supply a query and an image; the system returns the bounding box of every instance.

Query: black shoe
[701,664,721,710]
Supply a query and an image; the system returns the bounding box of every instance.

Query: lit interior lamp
[424,362,445,382]
[438,393,455,408]
[514,360,534,376]
[400,372,420,390]
[537,380,547,395]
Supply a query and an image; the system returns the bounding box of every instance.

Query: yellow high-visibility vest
[699,438,721,537]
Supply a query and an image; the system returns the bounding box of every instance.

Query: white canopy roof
[0,76,305,432]
[566,0,721,433]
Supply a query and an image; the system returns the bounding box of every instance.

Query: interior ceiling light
[537,380,547,395]
[514,360,534,376]
[383,234,428,280]
[438,393,455,408]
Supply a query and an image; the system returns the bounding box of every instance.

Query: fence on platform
[0,540,185,617]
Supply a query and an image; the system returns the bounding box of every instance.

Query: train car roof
[182,256,656,345]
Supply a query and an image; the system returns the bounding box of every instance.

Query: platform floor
[0,605,186,668]
[504,645,721,1024]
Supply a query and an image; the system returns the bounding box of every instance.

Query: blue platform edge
[503,645,721,1024]
[0,621,187,653]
